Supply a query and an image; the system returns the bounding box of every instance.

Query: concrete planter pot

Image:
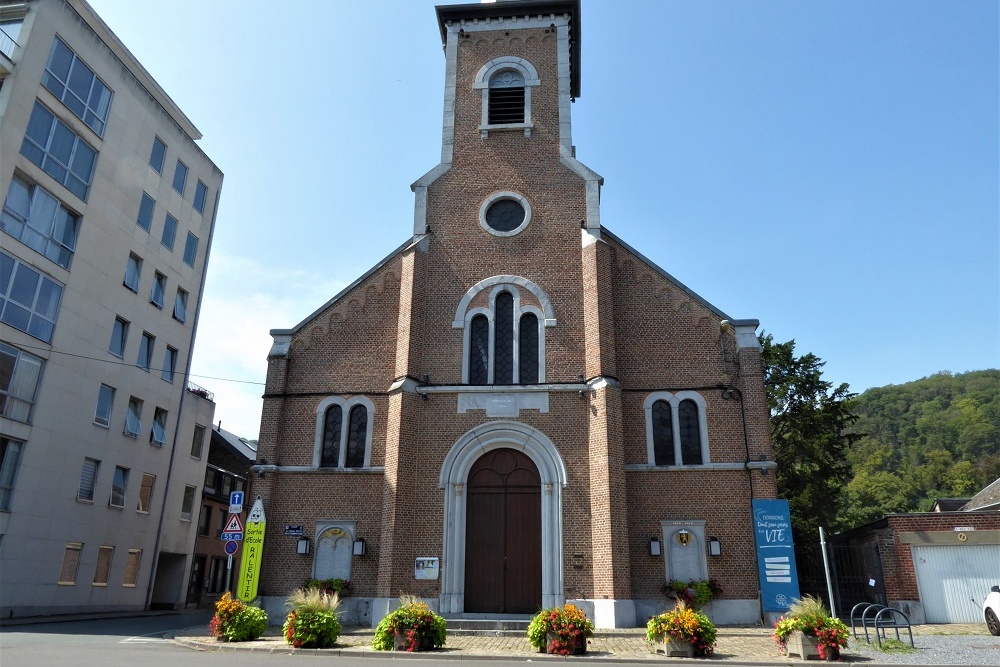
[786,630,824,660]
[652,634,695,658]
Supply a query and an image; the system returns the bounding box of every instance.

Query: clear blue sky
[87,0,999,439]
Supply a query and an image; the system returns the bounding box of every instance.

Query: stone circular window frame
[479,191,532,237]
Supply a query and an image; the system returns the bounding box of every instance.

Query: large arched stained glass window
[652,399,675,466]
[679,399,703,465]
[314,397,374,470]
[345,405,368,468]
[518,313,539,384]
[643,392,709,467]
[464,288,542,385]
[321,405,343,467]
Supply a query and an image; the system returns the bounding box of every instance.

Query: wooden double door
[464,448,542,614]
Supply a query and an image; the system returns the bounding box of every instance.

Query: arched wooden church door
[464,448,542,613]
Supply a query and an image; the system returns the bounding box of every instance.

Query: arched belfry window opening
[645,392,710,466]
[464,287,542,385]
[488,70,525,124]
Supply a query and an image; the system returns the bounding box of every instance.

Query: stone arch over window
[313,396,374,468]
[473,56,541,138]
[438,420,567,614]
[643,391,710,466]
[463,285,545,385]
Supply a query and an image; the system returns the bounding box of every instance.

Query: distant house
[931,498,972,512]
[188,427,255,608]
[834,477,1000,624]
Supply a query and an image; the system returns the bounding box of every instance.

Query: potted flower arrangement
[208,592,268,642]
[526,603,595,655]
[772,595,849,660]
[304,577,352,597]
[662,578,722,609]
[372,595,447,651]
[283,587,342,648]
[646,601,717,657]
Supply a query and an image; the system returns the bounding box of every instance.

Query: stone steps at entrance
[445,617,532,636]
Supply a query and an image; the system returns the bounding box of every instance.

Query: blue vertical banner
[752,499,801,612]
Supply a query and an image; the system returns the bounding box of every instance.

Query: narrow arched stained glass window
[321,405,343,467]
[494,292,514,384]
[469,314,489,384]
[345,405,367,468]
[652,400,675,466]
[679,399,703,465]
[518,313,539,384]
[488,70,525,124]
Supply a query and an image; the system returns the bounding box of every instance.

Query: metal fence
[795,540,887,618]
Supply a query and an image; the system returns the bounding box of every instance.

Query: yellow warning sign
[237,496,265,602]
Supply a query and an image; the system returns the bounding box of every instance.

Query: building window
[150,271,166,308]
[197,505,211,536]
[180,485,196,521]
[161,214,177,250]
[0,437,24,511]
[123,253,141,292]
[0,342,43,423]
[20,102,97,200]
[208,557,227,594]
[182,232,198,267]
[172,160,188,195]
[122,549,141,587]
[216,508,227,537]
[151,407,168,446]
[78,457,99,502]
[42,36,112,136]
[313,396,374,469]
[193,180,208,214]
[93,545,114,586]
[149,137,166,174]
[136,473,154,513]
[125,396,142,437]
[162,346,177,383]
[190,424,205,459]
[643,392,710,466]
[94,383,114,426]
[473,56,540,138]
[465,287,542,385]
[173,288,188,323]
[136,192,155,232]
[137,332,154,371]
[1,250,63,343]
[2,174,81,269]
[109,466,128,508]
[109,316,128,358]
[58,542,83,584]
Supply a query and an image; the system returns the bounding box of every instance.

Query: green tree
[760,334,860,541]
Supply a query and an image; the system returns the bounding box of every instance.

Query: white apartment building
[0,0,223,615]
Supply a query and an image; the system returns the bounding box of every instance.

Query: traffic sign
[223,513,244,534]
[224,540,238,555]
[220,532,243,541]
[229,491,244,514]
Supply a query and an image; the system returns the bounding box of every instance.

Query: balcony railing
[187,381,215,402]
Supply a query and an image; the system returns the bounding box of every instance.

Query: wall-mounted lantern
[649,537,661,556]
[708,536,722,557]
[296,537,310,555]
[353,538,366,556]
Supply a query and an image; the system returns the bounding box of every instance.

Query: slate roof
[962,477,1000,511]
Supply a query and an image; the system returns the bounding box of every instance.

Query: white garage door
[911,544,1000,623]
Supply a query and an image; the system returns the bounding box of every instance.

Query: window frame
[58,542,83,585]
[173,287,188,323]
[0,250,64,343]
[149,137,166,174]
[77,457,99,502]
[137,331,154,371]
[182,232,198,267]
[312,396,375,469]
[161,214,177,250]
[136,192,155,232]
[643,391,710,466]
[124,396,142,437]
[124,253,141,292]
[2,173,81,269]
[136,472,155,513]
[122,549,141,587]
[150,407,168,446]
[20,102,97,200]
[109,316,128,358]
[180,484,196,521]
[109,466,128,508]
[193,180,208,214]
[462,285,545,385]
[190,423,205,459]
[150,271,166,308]
[473,56,541,138]
[162,346,177,383]
[42,36,113,136]
[0,436,25,511]
[92,545,114,586]
[94,383,114,427]
[0,341,44,423]
[172,160,188,196]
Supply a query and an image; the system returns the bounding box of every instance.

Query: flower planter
[546,632,587,655]
[393,630,434,651]
[786,631,821,660]
[652,634,695,658]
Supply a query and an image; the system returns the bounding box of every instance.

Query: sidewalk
[173,623,995,662]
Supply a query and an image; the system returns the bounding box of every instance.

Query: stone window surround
[312,395,375,469]
[479,190,532,237]
[641,391,710,467]
[460,284,546,385]
[473,56,541,138]
[437,420,567,614]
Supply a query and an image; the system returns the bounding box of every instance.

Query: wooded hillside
[840,369,1000,528]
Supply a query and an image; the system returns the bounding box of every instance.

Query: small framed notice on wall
[415,557,439,580]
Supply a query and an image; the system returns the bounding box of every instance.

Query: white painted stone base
[567,599,636,628]
[370,596,442,628]
[635,598,762,627]
[259,595,373,627]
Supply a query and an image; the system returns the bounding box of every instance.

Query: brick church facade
[252,0,777,628]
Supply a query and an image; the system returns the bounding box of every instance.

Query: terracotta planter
[652,634,695,658]
[545,632,587,655]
